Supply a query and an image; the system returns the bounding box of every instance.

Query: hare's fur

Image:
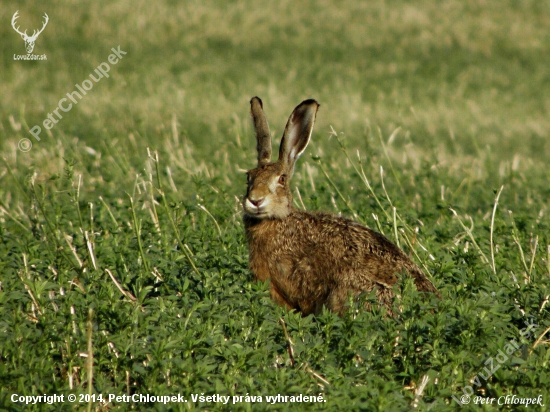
[243,97,437,315]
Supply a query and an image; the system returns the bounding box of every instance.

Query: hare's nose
[249,197,264,207]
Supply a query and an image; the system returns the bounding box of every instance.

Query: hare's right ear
[250,97,272,166]
[278,99,319,176]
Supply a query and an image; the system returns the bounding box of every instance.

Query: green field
[1,0,549,410]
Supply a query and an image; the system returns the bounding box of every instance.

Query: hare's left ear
[250,97,272,166]
[278,99,319,176]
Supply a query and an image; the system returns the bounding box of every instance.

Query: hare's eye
[246,172,251,183]
[278,174,286,185]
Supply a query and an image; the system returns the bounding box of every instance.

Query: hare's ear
[278,99,319,175]
[250,97,272,166]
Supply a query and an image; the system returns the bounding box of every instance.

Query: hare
[242,97,438,315]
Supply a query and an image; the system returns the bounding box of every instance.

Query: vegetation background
[1,0,549,410]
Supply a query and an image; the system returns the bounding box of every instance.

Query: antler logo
[12,10,49,54]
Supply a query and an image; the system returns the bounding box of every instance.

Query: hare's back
[292,211,422,287]
[342,216,438,293]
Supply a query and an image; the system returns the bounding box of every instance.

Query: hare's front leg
[269,269,318,315]
[269,282,298,311]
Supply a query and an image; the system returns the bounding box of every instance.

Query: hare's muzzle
[248,197,264,207]
[243,195,269,217]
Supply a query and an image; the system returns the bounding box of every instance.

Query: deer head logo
[12,11,49,54]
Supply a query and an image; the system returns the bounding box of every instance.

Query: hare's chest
[246,226,299,277]
[249,240,292,279]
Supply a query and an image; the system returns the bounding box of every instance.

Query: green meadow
[1,0,549,410]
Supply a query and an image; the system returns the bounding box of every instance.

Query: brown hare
[242,97,438,315]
